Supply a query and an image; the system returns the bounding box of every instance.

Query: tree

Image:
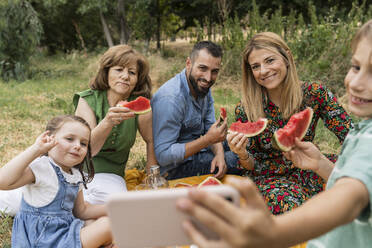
[31,0,107,53]
[0,0,43,81]
[78,0,114,47]
[117,0,130,44]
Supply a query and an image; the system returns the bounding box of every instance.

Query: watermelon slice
[273,107,314,152]
[219,107,227,122]
[197,176,222,188]
[173,182,193,188]
[228,118,268,137]
[117,96,151,114]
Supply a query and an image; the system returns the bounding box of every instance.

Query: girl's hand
[33,131,58,155]
[227,132,249,158]
[103,105,135,127]
[283,138,322,172]
[176,177,277,248]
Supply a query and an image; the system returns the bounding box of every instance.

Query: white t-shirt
[23,156,83,208]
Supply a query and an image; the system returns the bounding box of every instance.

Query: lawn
[0,41,346,246]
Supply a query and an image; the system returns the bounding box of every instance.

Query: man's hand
[204,119,227,144]
[210,154,227,179]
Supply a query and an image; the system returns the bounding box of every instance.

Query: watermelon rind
[273,107,314,152]
[228,118,268,137]
[118,96,151,115]
[132,108,151,115]
[173,182,193,188]
[197,176,222,188]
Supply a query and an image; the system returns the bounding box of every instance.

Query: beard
[188,69,215,98]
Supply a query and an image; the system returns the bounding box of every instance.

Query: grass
[0,41,349,246]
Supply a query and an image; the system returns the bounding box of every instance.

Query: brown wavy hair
[46,115,94,189]
[241,32,302,121]
[90,45,152,99]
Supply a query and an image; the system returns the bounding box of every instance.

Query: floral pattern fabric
[235,82,353,214]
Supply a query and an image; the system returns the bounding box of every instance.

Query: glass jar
[146,165,169,189]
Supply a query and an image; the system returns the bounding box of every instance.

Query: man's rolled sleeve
[152,96,186,166]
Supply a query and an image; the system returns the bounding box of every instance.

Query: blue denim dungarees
[12,161,84,248]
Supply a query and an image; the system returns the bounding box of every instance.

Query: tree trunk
[117,0,130,44]
[100,10,114,47]
[156,0,161,50]
[217,0,231,24]
[72,19,87,55]
[208,16,212,40]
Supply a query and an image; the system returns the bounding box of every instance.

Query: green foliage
[128,0,158,42]
[220,15,245,76]
[33,0,105,53]
[0,0,42,82]
[219,0,372,95]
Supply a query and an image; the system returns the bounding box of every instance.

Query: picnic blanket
[124,169,307,248]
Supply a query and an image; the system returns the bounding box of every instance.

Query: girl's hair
[351,20,372,54]
[46,115,94,188]
[241,32,302,121]
[90,44,152,99]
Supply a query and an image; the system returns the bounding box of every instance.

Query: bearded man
[151,41,241,180]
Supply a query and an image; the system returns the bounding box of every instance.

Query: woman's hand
[227,132,249,158]
[283,138,322,172]
[176,177,277,248]
[102,106,135,127]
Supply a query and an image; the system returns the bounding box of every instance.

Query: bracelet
[239,154,249,161]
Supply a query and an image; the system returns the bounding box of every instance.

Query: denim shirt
[151,69,216,174]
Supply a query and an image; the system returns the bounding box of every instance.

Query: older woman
[74,44,157,204]
[227,32,353,214]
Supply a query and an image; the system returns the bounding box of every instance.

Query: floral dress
[235,82,353,215]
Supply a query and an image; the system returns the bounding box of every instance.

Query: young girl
[0,115,115,247]
[177,19,372,248]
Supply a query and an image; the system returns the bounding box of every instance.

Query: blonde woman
[227,32,353,214]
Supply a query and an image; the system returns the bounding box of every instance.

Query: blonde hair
[90,45,152,99]
[241,32,302,121]
[351,20,372,55]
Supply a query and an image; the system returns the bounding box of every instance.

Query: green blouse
[73,89,138,177]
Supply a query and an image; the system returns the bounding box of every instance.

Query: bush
[0,0,43,82]
[219,0,371,96]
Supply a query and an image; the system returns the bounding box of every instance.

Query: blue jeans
[164,141,242,180]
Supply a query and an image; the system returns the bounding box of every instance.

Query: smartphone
[106,185,240,248]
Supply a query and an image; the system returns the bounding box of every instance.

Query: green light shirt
[307,119,372,248]
[73,89,138,177]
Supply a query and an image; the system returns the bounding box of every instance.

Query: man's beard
[188,70,214,98]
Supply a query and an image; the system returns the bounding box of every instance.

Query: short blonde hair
[241,32,302,121]
[351,20,372,55]
[90,45,152,99]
